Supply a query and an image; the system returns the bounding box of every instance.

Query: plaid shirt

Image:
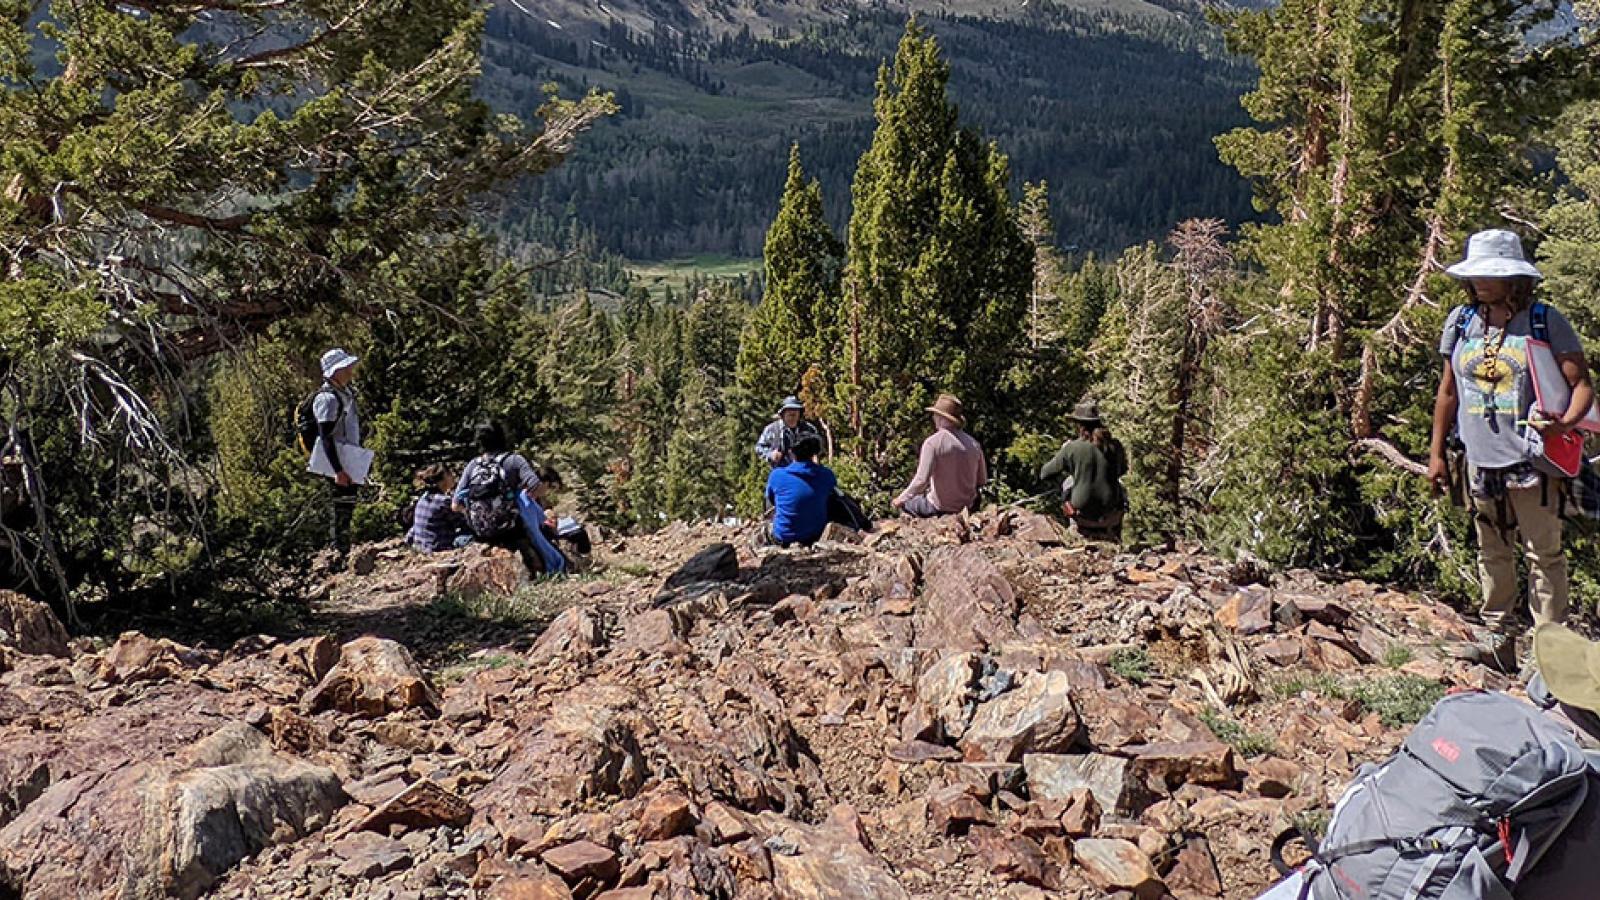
[408,491,468,552]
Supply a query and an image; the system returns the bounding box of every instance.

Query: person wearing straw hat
[1427,230,1593,673]
[311,347,363,570]
[755,396,821,468]
[893,394,987,518]
[1040,399,1128,540]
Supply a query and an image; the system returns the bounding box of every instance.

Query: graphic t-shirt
[1439,304,1582,470]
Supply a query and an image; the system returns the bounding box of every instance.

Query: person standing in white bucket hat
[1427,229,1593,672]
[312,347,363,571]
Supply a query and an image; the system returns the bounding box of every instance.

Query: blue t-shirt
[766,461,836,545]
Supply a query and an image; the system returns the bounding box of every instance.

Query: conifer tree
[1020,182,1066,350]
[735,145,842,427]
[1210,0,1597,567]
[1540,100,1600,347]
[0,0,609,602]
[837,22,1031,489]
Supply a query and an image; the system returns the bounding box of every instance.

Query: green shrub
[1108,647,1154,685]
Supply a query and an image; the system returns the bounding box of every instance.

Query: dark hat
[1068,399,1103,424]
[925,394,966,427]
[774,396,805,418]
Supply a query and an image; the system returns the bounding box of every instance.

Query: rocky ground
[0,509,1522,899]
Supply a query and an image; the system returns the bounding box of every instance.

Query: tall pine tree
[1207,0,1597,570]
[735,145,843,430]
[836,22,1032,492]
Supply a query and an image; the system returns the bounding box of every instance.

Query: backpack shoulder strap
[1532,302,1550,344]
[1457,304,1477,342]
[311,385,343,420]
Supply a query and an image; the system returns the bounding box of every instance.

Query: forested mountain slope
[483,2,1258,258]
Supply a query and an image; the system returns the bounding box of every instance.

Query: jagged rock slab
[0,722,344,899]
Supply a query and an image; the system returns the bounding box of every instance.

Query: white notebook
[306,439,375,484]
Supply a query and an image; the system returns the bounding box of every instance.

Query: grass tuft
[437,652,526,685]
[1198,707,1276,757]
[1108,647,1154,685]
[422,578,574,628]
[1381,643,1414,669]
[1269,672,1445,728]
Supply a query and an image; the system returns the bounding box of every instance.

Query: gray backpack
[1299,691,1590,899]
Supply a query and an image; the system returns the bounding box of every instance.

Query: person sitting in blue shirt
[763,434,836,547]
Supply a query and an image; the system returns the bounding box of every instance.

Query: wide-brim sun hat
[773,396,805,418]
[1444,229,1543,281]
[1533,623,1600,712]
[925,394,966,428]
[320,348,359,379]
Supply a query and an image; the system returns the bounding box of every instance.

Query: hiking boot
[1460,634,1519,674]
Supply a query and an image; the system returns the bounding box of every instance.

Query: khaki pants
[1472,483,1569,635]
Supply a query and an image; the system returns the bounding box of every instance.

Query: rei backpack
[1293,691,1590,899]
[464,453,520,539]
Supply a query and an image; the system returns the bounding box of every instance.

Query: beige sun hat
[1533,623,1600,712]
[925,394,966,428]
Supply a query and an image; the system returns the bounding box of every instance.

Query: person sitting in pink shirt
[892,394,987,518]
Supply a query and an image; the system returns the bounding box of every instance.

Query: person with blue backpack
[1427,229,1593,673]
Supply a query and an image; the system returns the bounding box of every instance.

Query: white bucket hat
[1444,229,1543,281]
[320,348,359,379]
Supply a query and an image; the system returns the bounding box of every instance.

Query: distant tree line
[484,6,1259,260]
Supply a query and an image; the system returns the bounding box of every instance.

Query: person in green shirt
[1040,400,1127,540]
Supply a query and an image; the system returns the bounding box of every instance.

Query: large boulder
[755,812,910,900]
[302,636,440,717]
[0,722,344,899]
[446,544,531,598]
[1024,753,1152,817]
[913,546,1020,652]
[1073,838,1164,899]
[98,632,212,684]
[915,652,986,740]
[0,593,68,658]
[959,671,1084,762]
[473,684,649,836]
[528,607,604,663]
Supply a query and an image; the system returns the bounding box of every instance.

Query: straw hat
[925,394,966,428]
[1533,623,1600,712]
[1445,229,1543,281]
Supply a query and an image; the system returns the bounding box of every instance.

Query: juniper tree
[837,22,1031,491]
[734,145,842,430]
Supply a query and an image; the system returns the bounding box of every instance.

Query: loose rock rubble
[0,508,1508,898]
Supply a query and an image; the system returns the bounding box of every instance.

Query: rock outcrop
[0,512,1498,899]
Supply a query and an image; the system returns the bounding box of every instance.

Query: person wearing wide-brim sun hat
[892,393,987,518]
[1039,398,1128,540]
[1427,230,1594,673]
[310,347,363,571]
[754,395,821,468]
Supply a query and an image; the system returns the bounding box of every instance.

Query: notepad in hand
[306,439,375,485]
